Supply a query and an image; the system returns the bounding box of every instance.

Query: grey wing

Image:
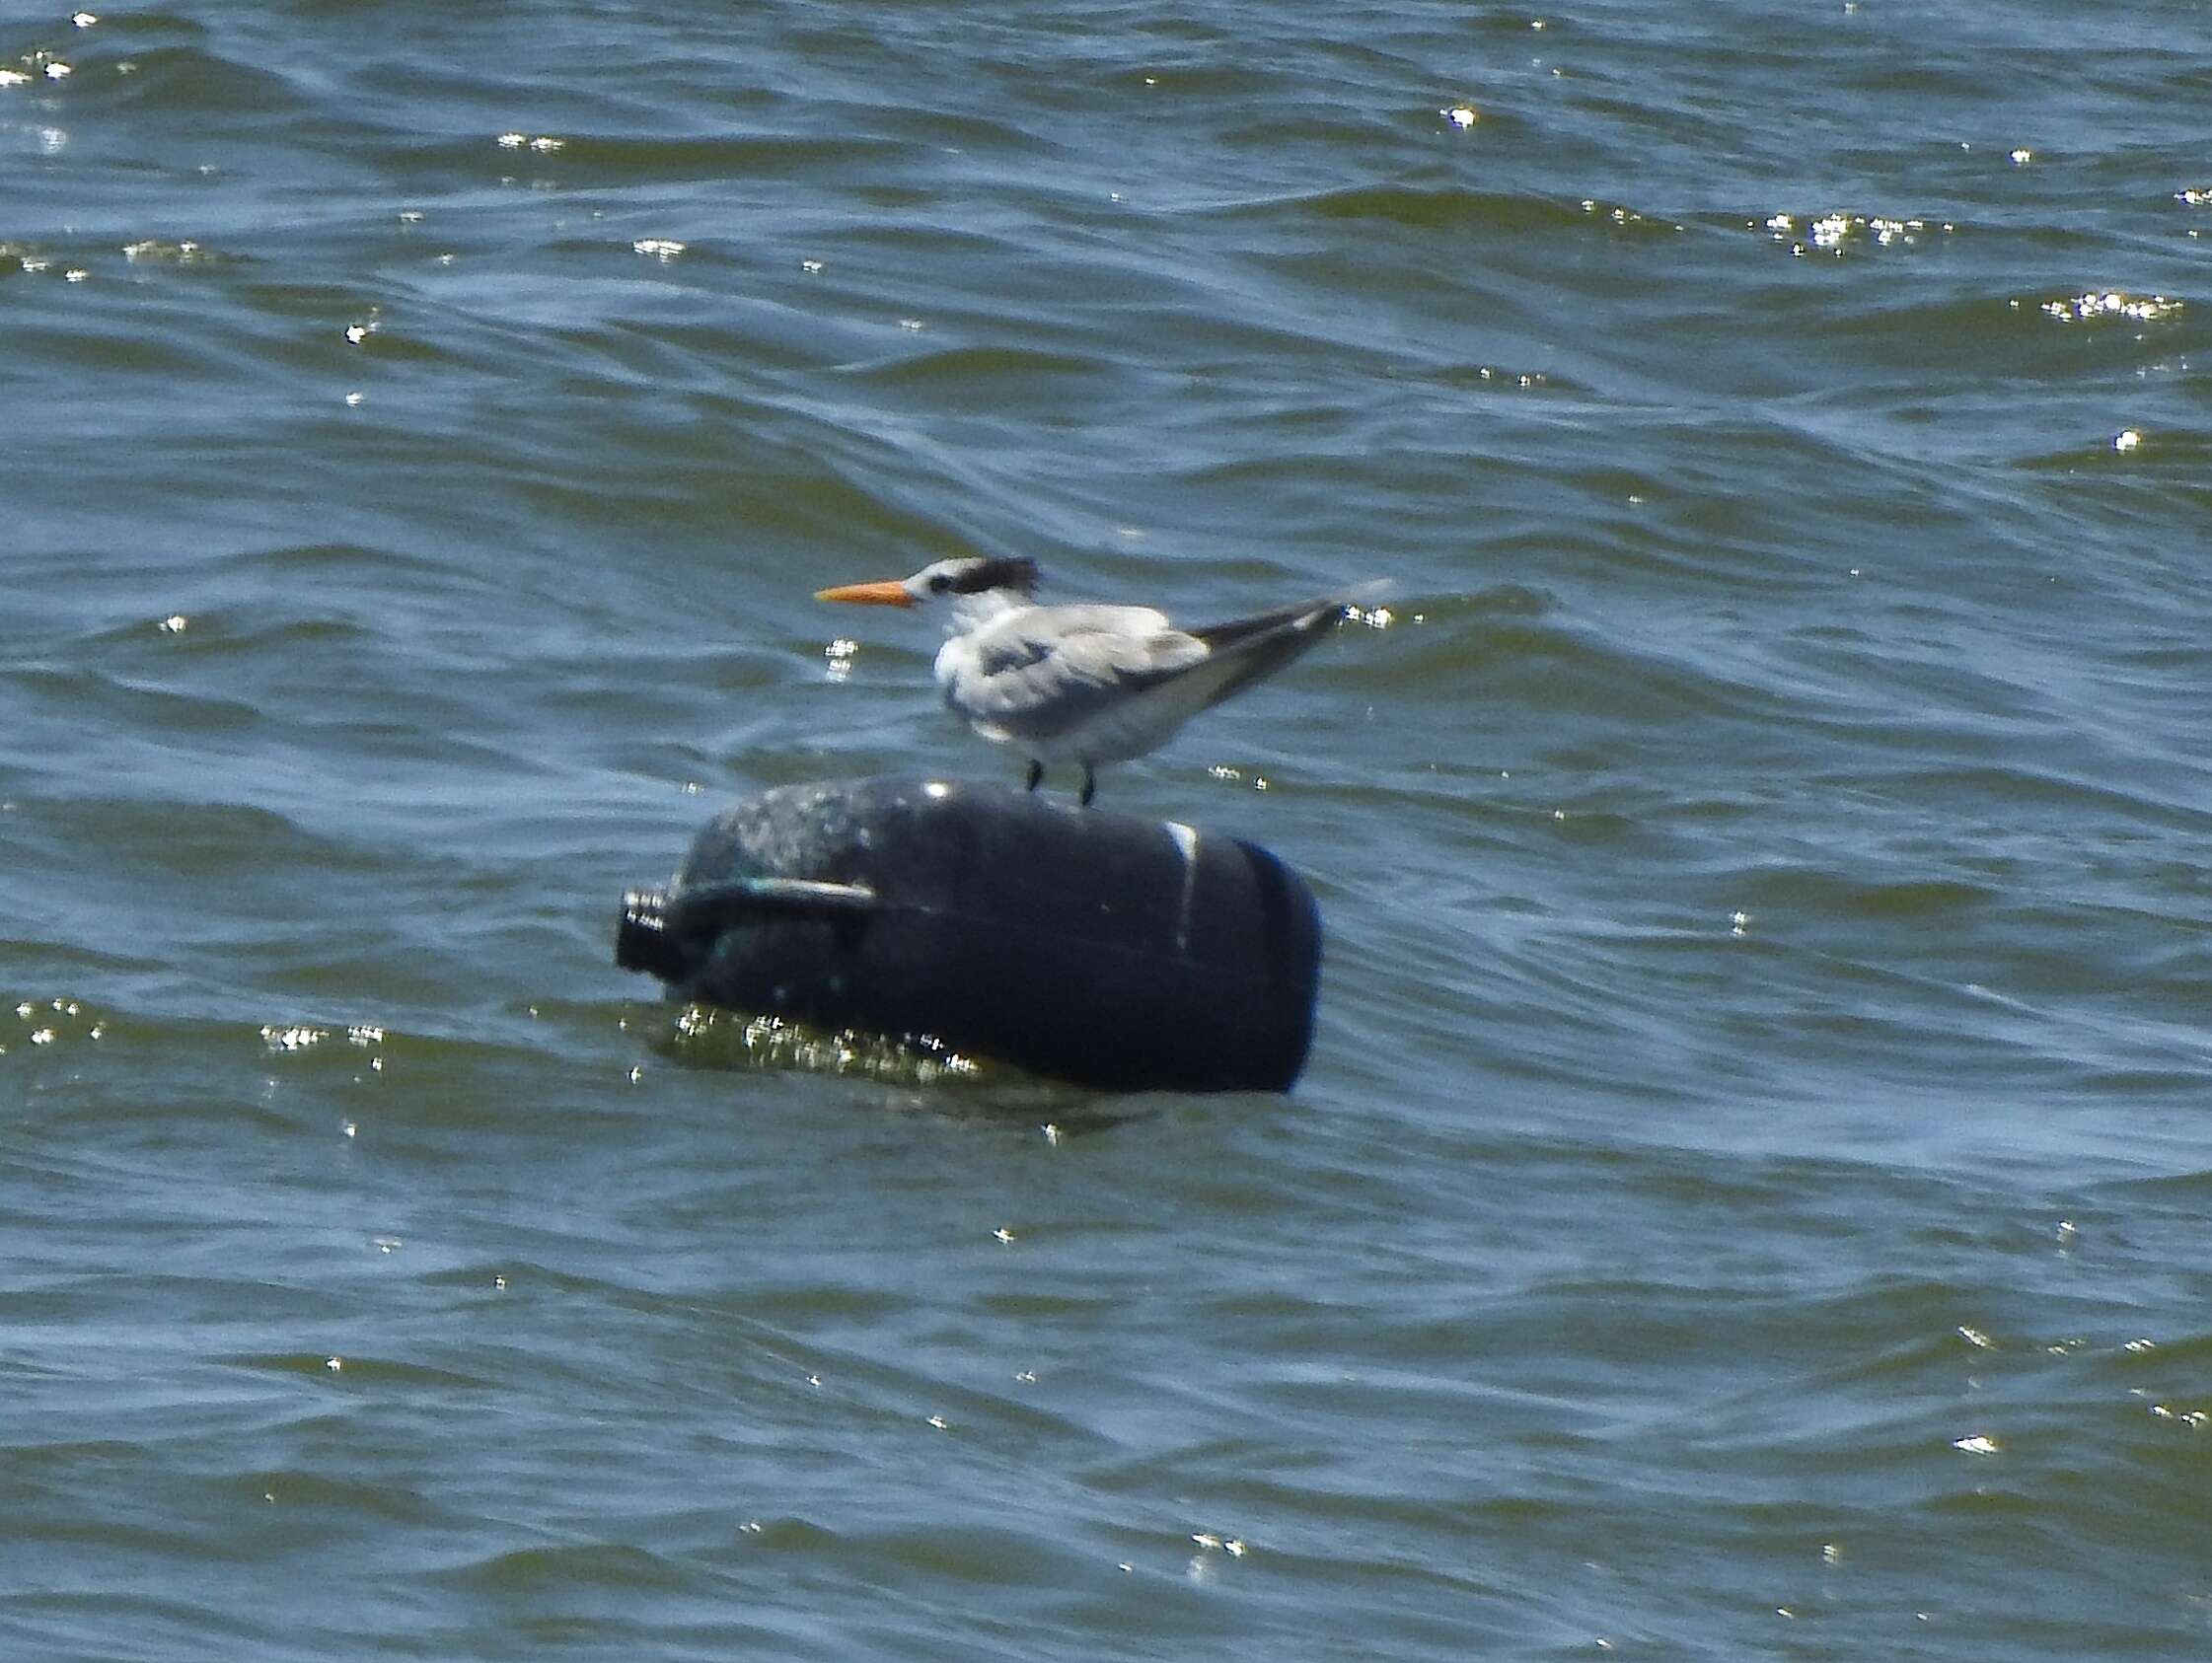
[939,606,1209,742]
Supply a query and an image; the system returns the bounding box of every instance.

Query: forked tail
[1183,580,1390,708]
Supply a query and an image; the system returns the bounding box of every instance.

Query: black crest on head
[950,556,1041,597]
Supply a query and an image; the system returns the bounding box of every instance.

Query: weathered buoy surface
[616,776,1320,1092]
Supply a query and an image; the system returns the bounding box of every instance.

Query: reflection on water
[662,1001,990,1087]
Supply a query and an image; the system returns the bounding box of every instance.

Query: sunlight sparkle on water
[2038,290,2178,325]
[1760,211,1946,254]
[1580,198,1664,230]
[124,239,207,263]
[671,1005,981,1084]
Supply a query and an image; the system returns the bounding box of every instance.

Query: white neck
[945,588,1029,632]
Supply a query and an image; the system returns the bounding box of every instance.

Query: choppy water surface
[8,2,2212,1656]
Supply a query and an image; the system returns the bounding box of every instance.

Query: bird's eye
[928,573,952,594]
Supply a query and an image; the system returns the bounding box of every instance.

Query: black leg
[1079,764,1096,807]
[1024,759,1043,793]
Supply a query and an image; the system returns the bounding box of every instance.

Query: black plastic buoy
[616,776,1321,1092]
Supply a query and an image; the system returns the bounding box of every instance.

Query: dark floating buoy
[616,776,1321,1092]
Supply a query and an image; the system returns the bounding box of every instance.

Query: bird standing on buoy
[816,556,1375,805]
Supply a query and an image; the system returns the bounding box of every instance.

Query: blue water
[7,2,2212,1656]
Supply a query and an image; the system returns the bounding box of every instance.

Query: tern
[816,555,1376,805]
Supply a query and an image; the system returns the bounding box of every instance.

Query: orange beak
[814,579,916,608]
